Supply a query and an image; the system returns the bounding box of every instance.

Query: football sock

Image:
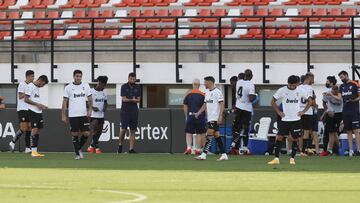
[203,136,212,154]
[79,135,88,149]
[215,137,225,154]
[303,139,309,152]
[12,129,23,143]
[25,131,31,148]
[291,142,298,158]
[31,133,39,149]
[118,145,123,153]
[274,140,281,158]
[72,136,80,156]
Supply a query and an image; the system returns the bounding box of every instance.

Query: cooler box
[339,134,358,156]
[248,137,268,155]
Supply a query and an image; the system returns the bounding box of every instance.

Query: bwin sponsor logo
[286,98,298,103]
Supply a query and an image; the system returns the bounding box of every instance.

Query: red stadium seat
[120,10,141,23]
[0,0,16,9]
[162,9,183,22]
[64,10,86,24]
[114,0,134,7]
[240,27,261,38]
[204,9,227,22]
[336,8,357,22]
[0,11,20,25]
[16,31,39,40]
[78,10,99,23]
[61,0,81,8]
[292,8,313,22]
[310,8,327,22]
[26,11,46,25]
[21,0,46,9]
[190,9,211,22]
[125,26,147,39]
[148,9,168,23]
[88,0,108,7]
[0,31,11,40]
[182,27,204,38]
[233,8,254,22]
[97,27,120,39]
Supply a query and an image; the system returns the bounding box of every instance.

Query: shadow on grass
[0,153,359,173]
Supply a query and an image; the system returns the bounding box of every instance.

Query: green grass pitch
[0,153,359,203]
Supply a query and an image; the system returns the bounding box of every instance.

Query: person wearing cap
[183,78,206,155]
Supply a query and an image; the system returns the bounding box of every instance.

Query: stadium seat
[291,8,313,22]
[148,9,168,22]
[61,0,81,8]
[0,30,11,40]
[336,8,358,22]
[162,9,183,22]
[124,26,147,39]
[16,30,39,40]
[0,0,16,9]
[120,10,141,23]
[309,8,327,22]
[190,9,211,22]
[182,27,204,38]
[64,10,86,24]
[0,11,21,25]
[240,27,262,38]
[21,0,46,9]
[184,0,219,6]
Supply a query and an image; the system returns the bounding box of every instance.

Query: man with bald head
[183,78,206,155]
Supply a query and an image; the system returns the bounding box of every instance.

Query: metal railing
[0,15,360,83]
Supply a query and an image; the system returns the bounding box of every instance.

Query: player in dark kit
[268,75,311,165]
[9,70,34,153]
[88,76,108,154]
[62,70,93,160]
[338,71,360,156]
[24,75,49,157]
[118,72,141,154]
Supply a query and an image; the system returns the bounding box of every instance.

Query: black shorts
[90,117,105,125]
[17,110,30,123]
[278,120,302,139]
[232,108,252,135]
[207,121,219,132]
[121,110,138,130]
[326,112,343,133]
[28,110,44,129]
[343,112,360,131]
[69,116,90,132]
[312,115,318,132]
[185,118,206,134]
[301,115,315,130]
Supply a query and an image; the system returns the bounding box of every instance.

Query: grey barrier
[0,108,278,153]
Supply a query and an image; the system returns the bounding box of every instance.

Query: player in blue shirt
[183,79,206,155]
[338,70,360,156]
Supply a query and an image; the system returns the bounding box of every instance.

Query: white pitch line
[0,184,147,203]
[95,189,147,203]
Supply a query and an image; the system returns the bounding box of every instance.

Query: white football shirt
[90,88,107,118]
[298,84,314,115]
[204,88,224,122]
[17,81,29,111]
[273,86,309,122]
[235,80,256,112]
[64,82,92,118]
[25,83,42,113]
